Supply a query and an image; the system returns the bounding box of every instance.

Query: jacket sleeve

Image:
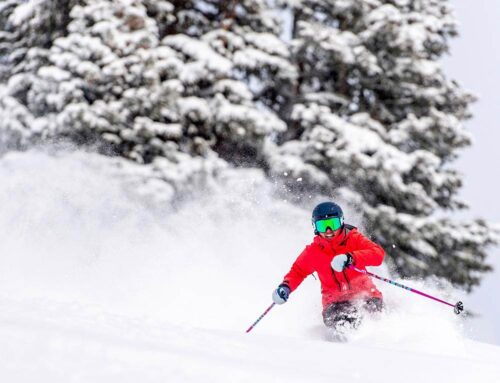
[282,246,314,292]
[348,231,385,268]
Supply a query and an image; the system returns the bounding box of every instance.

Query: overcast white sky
[442,0,500,344]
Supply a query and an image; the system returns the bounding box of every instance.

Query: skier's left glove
[331,253,353,272]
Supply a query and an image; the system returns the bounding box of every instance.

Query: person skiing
[272,201,385,335]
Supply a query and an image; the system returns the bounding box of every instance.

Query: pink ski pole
[348,266,464,314]
[246,302,275,333]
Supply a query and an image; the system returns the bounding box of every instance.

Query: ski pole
[348,266,464,314]
[246,302,275,333]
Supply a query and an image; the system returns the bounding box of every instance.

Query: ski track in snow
[0,150,499,382]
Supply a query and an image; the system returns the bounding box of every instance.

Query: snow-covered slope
[2,296,499,383]
[1,150,499,382]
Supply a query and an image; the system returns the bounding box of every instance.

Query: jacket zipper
[332,269,351,292]
[342,270,351,290]
[331,269,342,291]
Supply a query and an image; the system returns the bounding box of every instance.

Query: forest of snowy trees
[0,0,496,290]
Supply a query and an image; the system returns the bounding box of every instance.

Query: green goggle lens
[314,217,343,233]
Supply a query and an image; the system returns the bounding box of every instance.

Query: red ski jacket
[282,226,385,309]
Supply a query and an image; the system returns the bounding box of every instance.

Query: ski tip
[454,301,464,315]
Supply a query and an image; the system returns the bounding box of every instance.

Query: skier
[272,202,385,336]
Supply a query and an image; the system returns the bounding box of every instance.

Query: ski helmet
[311,202,344,234]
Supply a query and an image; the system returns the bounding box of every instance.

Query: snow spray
[0,148,469,349]
[349,266,464,314]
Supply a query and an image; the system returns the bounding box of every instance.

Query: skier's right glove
[331,253,353,272]
[272,284,291,304]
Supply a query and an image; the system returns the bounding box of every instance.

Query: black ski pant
[322,297,383,329]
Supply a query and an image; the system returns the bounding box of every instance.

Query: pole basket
[454,301,464,315]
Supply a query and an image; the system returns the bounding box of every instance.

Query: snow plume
[0,147,315,330]
[0,149,470,350]
[351,276,468,357]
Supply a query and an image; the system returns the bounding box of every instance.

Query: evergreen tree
[0,0,73,81]
[0,0,292,201]
[268,0,495,289]
[0,0,496,289]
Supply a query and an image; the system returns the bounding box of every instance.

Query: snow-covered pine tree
[0,0,495,289]
[160,0,297,162]
[0,0,73,81]
[0,0,293,202]
[0,0,75,151]
[268,0,496,290]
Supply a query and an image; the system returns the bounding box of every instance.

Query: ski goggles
[314,216,343,233]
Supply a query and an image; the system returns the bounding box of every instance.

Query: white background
[444,0,500,344]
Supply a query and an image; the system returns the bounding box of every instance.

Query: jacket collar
[313,227,349,248]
